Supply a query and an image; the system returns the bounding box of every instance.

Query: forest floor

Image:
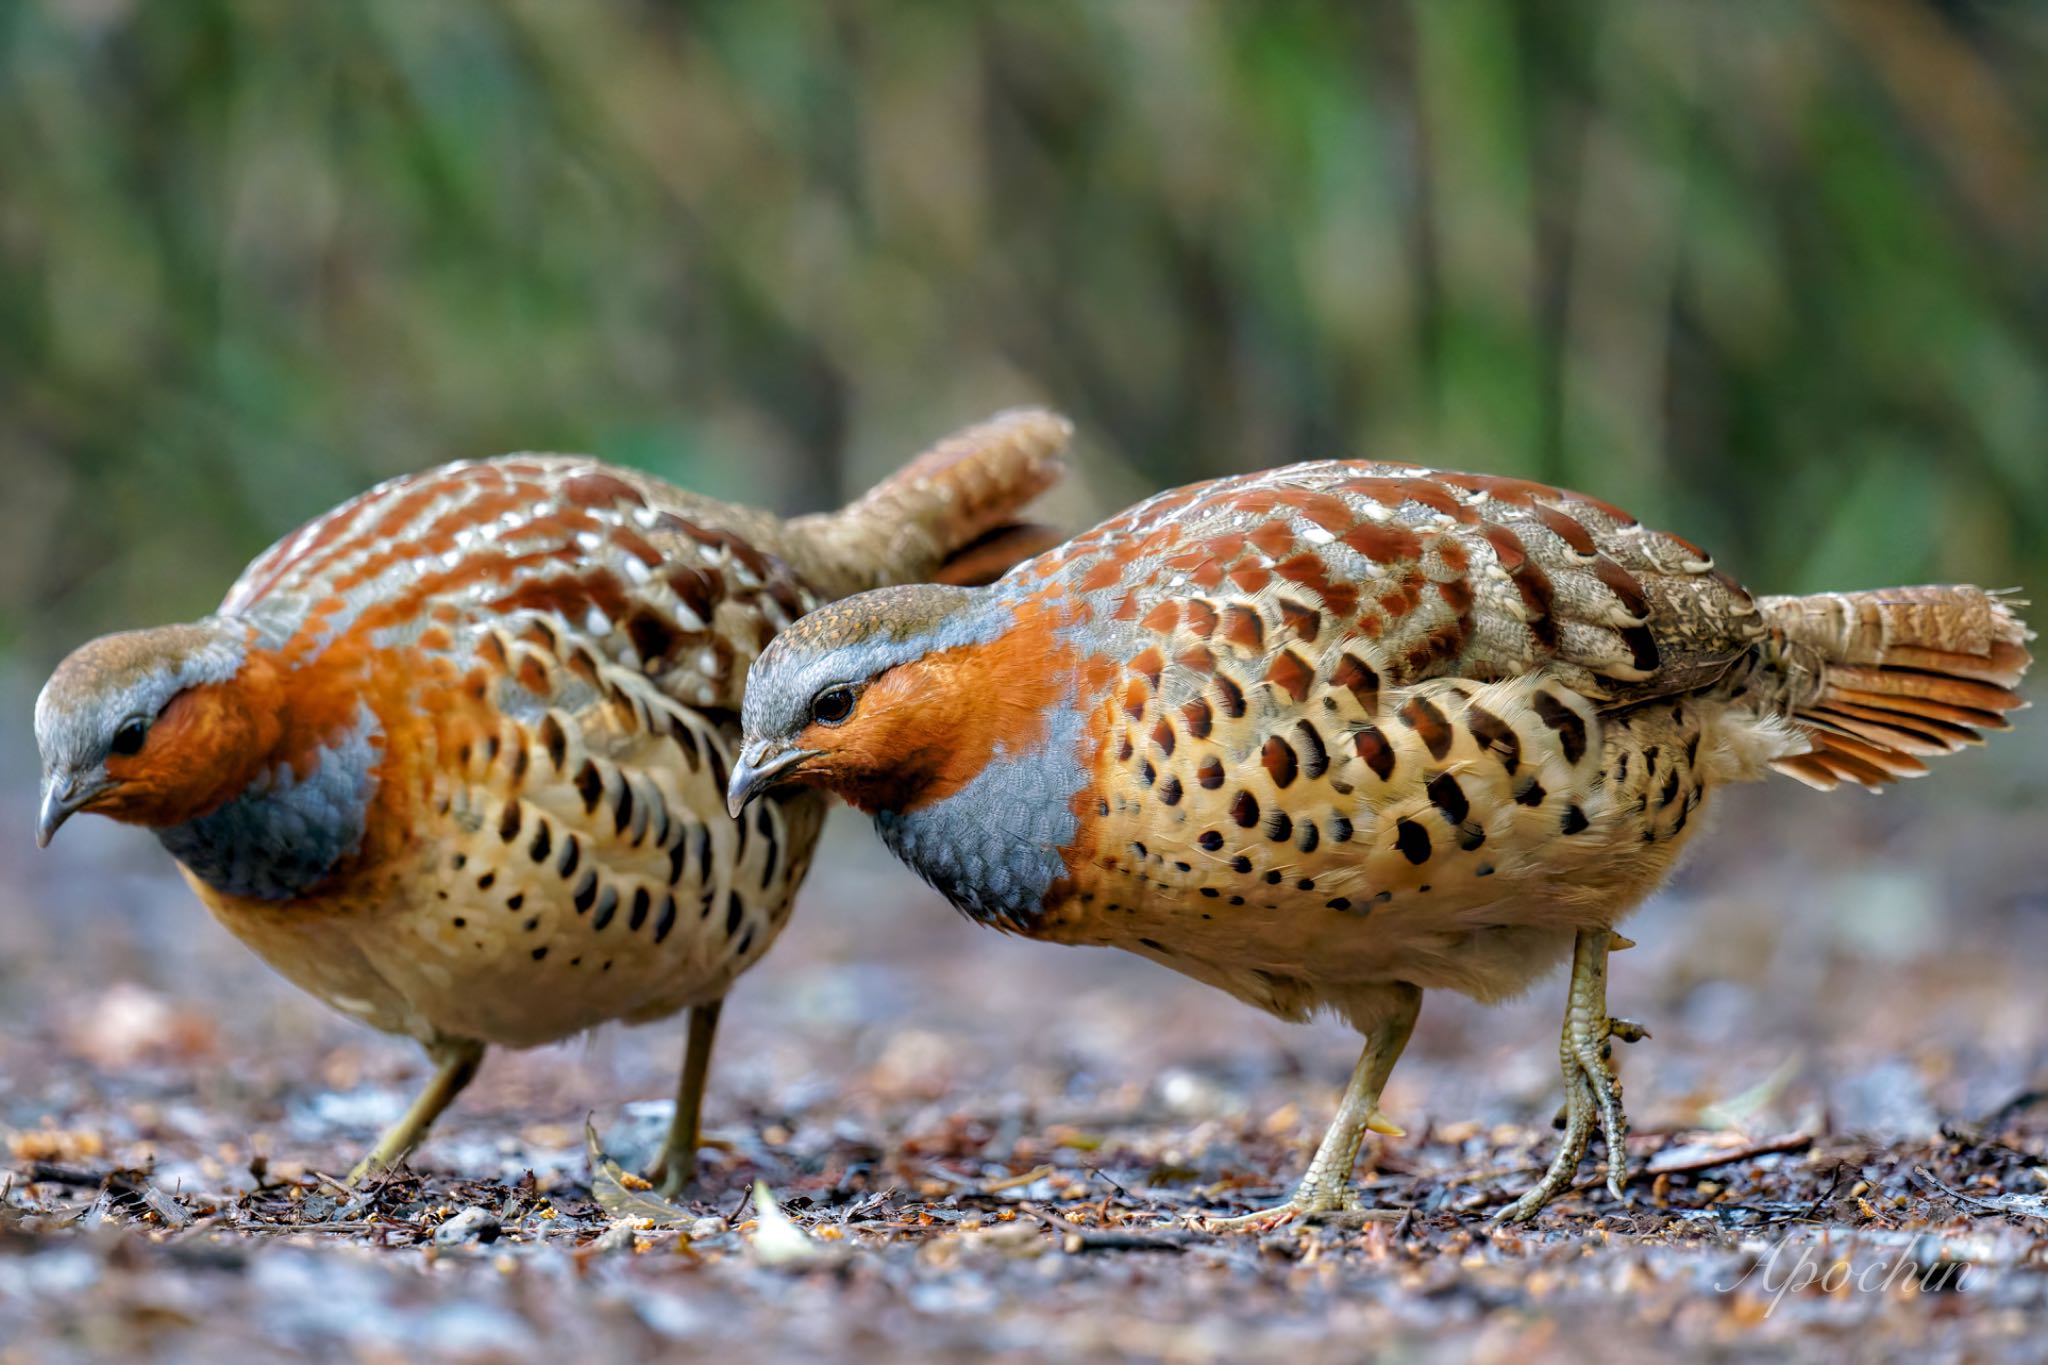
[3,732,2046,1363]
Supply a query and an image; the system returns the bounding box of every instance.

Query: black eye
[109,718,150,757]
[810,686,857,726]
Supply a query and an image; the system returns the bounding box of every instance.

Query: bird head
[33,620,277,846]
[728,583,1001,817]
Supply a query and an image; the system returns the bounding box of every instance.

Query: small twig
[1020,1204,1189,1254]
[1910,1167,2048,1223]
[836,1189,895,1226]
[1638,1132,1813,1181]
[1084,1166,1130,1200]
[1910,1167,2006,1214]
[978,1164,1056,1195]
[1800,1165,1847,1223]
[1059,1226,1192,1254]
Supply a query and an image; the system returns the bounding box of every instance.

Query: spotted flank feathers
[739,458,2032,1022]
[35,410,1070,1054]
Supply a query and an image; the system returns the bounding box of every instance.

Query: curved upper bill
[725,744,815,819]
[36,772,95,849]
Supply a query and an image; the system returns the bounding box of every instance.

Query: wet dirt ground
[2,715,2045,1363]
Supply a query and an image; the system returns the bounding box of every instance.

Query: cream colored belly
[1054,824,1687,1019]
[197,722,826,1050]
[1051,677,1800,1019]
[1103,840,1680,1013]
[192,869,440,1040]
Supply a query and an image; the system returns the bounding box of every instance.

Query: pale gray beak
[36,770,101,849]
[725,743,816,818]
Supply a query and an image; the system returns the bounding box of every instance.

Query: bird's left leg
[650,997,724,1198]
[1206,983,1421,1231]
[1494,928,1647,1222]
[348,1036,486,1184]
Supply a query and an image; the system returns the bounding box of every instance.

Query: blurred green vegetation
[2,0,2044,660]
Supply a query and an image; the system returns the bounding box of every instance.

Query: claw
[1204,1190,1403,1233]
[1207,1212,1284,1233]
[1494,929,1644,1222]
[1204,1202,1311,1233]
[1206,986,1422,1233]
[349,1038,485,1186]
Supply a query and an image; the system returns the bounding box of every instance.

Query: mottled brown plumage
[733,456,2032,1225]
[36,409,1069,1187]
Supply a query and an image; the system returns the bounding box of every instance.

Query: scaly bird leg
[650,998,724,1198]
[1494,928,1648,1222]
[348,1036,486,1185]
[1206,984,1421,1232]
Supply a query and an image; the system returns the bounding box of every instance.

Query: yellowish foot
[648,1135,740,1200]
[1204,1190,1404,1232]
[648,999,724,1200]
[346,1037,485,1186]
[1494,930,1642,1223]
[1203,985,1421,1235]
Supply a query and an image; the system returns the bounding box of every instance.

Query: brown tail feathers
[1761,586,2033,790]
[931,522,1069,587]
[817,407,1071,588]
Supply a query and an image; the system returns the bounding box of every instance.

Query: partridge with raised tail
[730,457,2031,1225]
[35,410,1069,1188]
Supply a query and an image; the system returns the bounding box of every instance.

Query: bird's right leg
[1493,927,1645,1222]
[348,1037,486,1184]
[1205,983,1421,1231]
[649,998,724,1198]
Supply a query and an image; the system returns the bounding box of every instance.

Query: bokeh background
[2,3,2046,1356]
[4,0,2047,658]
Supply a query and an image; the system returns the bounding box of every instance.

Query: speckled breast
[190,456,832,1047]
[1004,462,1773,1011]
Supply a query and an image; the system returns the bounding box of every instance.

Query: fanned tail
[804,408,1072,591]
[1759,586,2033,790]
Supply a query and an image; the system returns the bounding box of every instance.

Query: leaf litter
[4,774,2048,1360]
